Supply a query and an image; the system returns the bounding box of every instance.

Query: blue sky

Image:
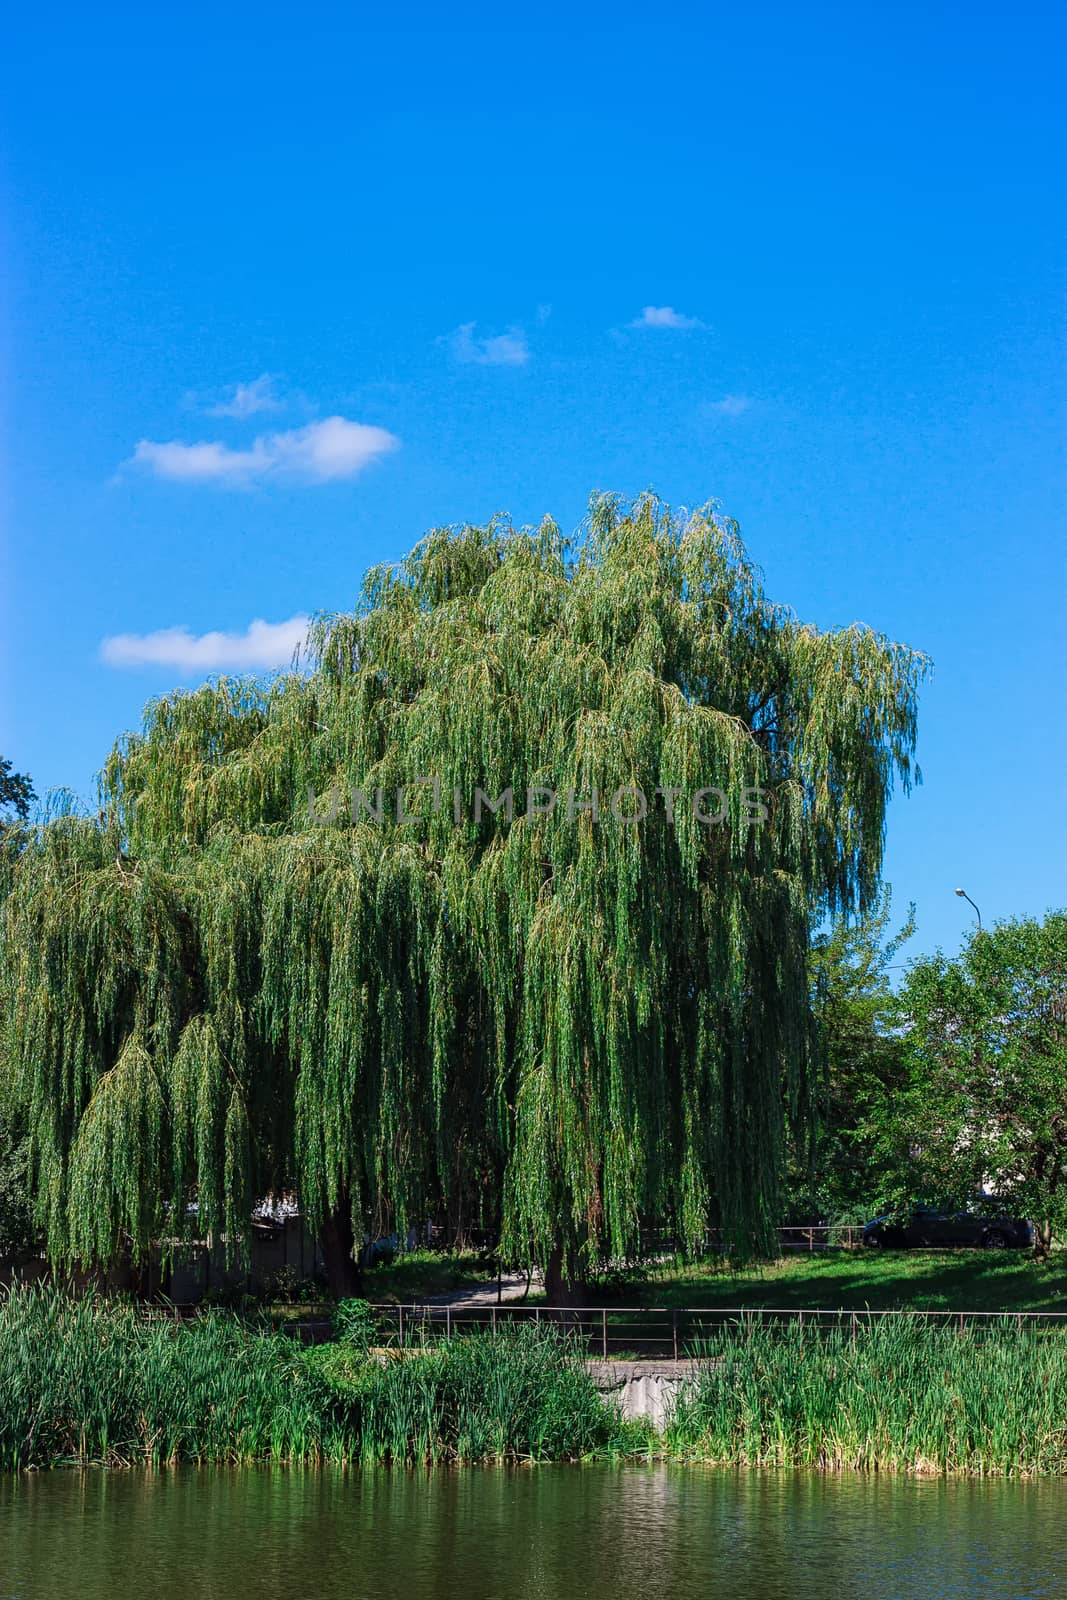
[3,2,1064,956]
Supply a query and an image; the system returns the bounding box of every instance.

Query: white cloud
[126,416,400,487]
[101,615,309,672]
[629,305,705,330]
[129,439,265,484]
[206,374,284,417]
[443,322,530,366]
[705,394,752,416]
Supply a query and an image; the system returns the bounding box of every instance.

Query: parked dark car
[863,1204,1032,1250]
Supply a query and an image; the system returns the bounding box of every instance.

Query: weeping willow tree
[0,495,926,1296]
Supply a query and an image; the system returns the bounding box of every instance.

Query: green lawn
[616,1250,1067,1313]
[362,1246,1067,1314]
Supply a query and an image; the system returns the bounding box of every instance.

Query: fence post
[602,1308,608,1358]
[492,1305,497,1333]
[851,1310,857,1348]
[672,1308,679,1361]
[446,1305,452,1341]
[398,1304,405,1346]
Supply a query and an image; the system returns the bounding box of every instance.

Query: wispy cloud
[126,416,400,487]
[442,322,530,366]
[704,394,752,416]
[101,615,309,671]
[629,305,705,330]
[206,374,284,418]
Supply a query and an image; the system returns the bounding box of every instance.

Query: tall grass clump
[308,1322,616,1462]
[666,1315,1067,1475]
[0,1283,340,1468]
[0,1285,619,1469]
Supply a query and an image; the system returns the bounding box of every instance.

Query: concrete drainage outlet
[585,1359,704,1429]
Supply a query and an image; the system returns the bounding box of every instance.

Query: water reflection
[1,1466,1064,1599]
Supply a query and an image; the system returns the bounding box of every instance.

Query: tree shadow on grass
[606,1251,1067,1312]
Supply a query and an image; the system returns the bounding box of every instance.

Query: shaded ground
[423,1272,539,1306]
[362,1249,523,1304]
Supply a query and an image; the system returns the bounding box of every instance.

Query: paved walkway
[422,1271,540,1306]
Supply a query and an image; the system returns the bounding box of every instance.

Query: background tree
[0,759,35,824]
[789,890,914,1220]
[0,762,37,1261]
[868,912,1067,1257]
[0,495,926,1296]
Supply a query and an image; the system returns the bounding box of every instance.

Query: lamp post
[954,887,983,932]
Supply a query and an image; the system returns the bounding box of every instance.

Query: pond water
[2,1466,1064,1599]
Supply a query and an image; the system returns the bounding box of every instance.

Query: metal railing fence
[134,1298,1067,1353]
[369,1301,1067,1358]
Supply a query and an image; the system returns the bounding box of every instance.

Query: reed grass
[310,1322,611,1463]
[4,1288,1066,1474]
[666,1316,1067,1475]
[0,1285,615,1468]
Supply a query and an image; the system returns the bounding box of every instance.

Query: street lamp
[954,887,983,931]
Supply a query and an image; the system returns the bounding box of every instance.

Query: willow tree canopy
[1,495,926,1279]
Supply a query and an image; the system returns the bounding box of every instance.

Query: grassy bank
[0,1285,614,1469]
[3,1286,1067,1474]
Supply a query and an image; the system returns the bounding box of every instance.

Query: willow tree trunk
[1033,1219,1054,1261]
[542,1242,583,1307]
[319,1197,362,1298]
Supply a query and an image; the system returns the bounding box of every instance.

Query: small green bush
[333,1297,377,1350]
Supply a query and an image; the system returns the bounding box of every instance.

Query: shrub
[333,1297,378,1350]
